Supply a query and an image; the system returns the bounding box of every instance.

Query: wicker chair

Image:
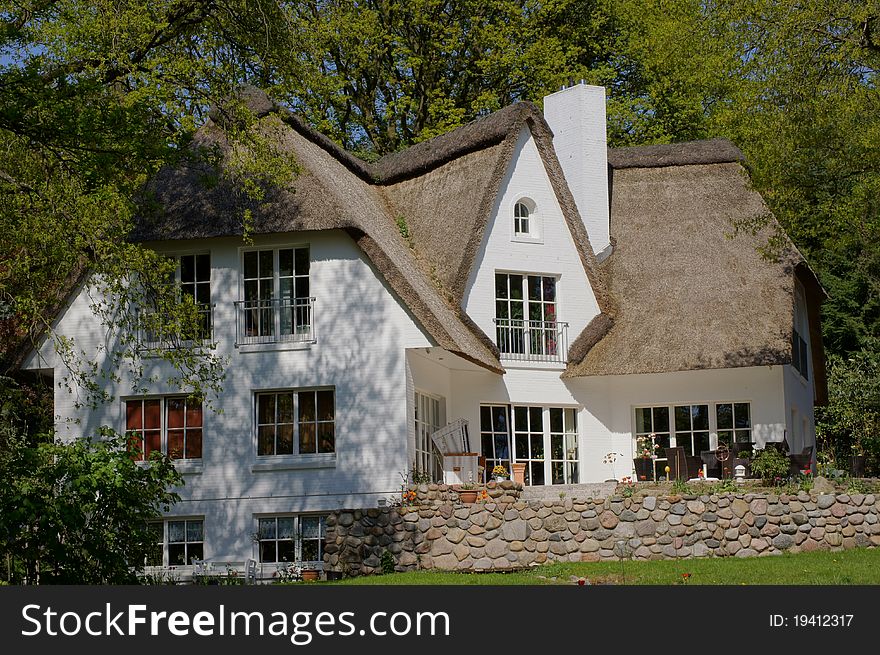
[666,447,702,481]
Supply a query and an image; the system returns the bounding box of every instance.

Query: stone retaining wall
[324,489,880,576]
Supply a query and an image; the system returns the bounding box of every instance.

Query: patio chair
[665,447,701,481]
[700,450,721,478]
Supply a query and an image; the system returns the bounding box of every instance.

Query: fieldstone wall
[324,489,880,576]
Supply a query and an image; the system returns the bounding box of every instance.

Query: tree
[0,1,299,405]
[0,377,183,583]
[816,348,880,473]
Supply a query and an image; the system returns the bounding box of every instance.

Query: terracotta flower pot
[301,569,320,581]
[457,489,478,503]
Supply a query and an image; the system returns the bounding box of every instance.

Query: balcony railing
[493,318,569,364]
[137,305,214,350]
[235,297,315,346]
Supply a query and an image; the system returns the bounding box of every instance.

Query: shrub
[380,550,395,575]
[750,447,789,484]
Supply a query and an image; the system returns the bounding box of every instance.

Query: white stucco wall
[25,230,433,561]
[461,126,601,351]
[783,364,816,457]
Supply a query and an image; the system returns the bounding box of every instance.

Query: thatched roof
[608,137,745,169]
[135,88,616,373]
[132,89,823,392]
[564,152,826,402]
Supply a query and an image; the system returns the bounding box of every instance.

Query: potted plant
[301,568,321,581]
[457,475,479,503]
[633,434,658,481]
[492,464,508,481]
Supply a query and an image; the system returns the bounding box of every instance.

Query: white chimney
[542,83,611,258]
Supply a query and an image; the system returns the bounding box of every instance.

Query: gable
[462,127,603,343]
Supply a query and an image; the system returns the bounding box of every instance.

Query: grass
[329,547,880,585]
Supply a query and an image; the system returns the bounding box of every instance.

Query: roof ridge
[225,86,543,186]
[607,137,744,169]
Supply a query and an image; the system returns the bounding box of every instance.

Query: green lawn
[330,547,880,585]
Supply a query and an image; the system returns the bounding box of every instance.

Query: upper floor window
[237,247,313,346]
[512,198,538,240]
[126,396,203,461]
[179,254,212,339]
[792,282,809,380]
[139,253,212,347]
[494,272,568,362]
[256,388,335,456]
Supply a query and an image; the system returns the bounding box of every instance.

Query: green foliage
[816,349,880,472]
[380,550,396,575]
[671,478,690,494]
[711,478,739,494]
[750,448,790,485]
[0,393,183,583]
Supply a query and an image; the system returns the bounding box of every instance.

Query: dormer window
[514,201,532,236]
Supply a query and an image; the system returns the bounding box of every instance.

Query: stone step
[520,481,617,501]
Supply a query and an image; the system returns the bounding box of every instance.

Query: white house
[21,83,826,572]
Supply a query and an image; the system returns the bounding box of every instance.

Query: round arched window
[514,201,531,236]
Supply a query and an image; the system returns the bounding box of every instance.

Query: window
[481,404,579,485]
[514,201,531,236]
[635,406,671,480]
[480,405,512,479]
[239,247,312,345]
[494,273,566,361]
[146,519,204,566]
[139,253,212,346]
[414,391,443,481]
[792,282,809,380]
[179,254,212,339]
[126,396,203,460]
[257,516,296,563]
[716,403,751,446]
[674,404,710,456]
[634,402,753,479]
[168,519,204,565]
[549,407,579,485]
[256,389,335,456]
[257,515,327,566]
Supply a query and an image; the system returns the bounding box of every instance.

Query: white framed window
[256,388,335,456]
[792,282,810,380]
[414,391,443,481]
[178,253,212,339]
[147,518,205,566]
[494,272,564,361]
[481,404,579,485]
[633,402,753,479]
[140,252,212,345]
[256,515,327,566]
[125,396,203,460]
[512,197,539,240]
[239,246,312,344]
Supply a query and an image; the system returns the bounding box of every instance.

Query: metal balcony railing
[138,305,214,350]
[493,318,569,364]
[234,297,316,346]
